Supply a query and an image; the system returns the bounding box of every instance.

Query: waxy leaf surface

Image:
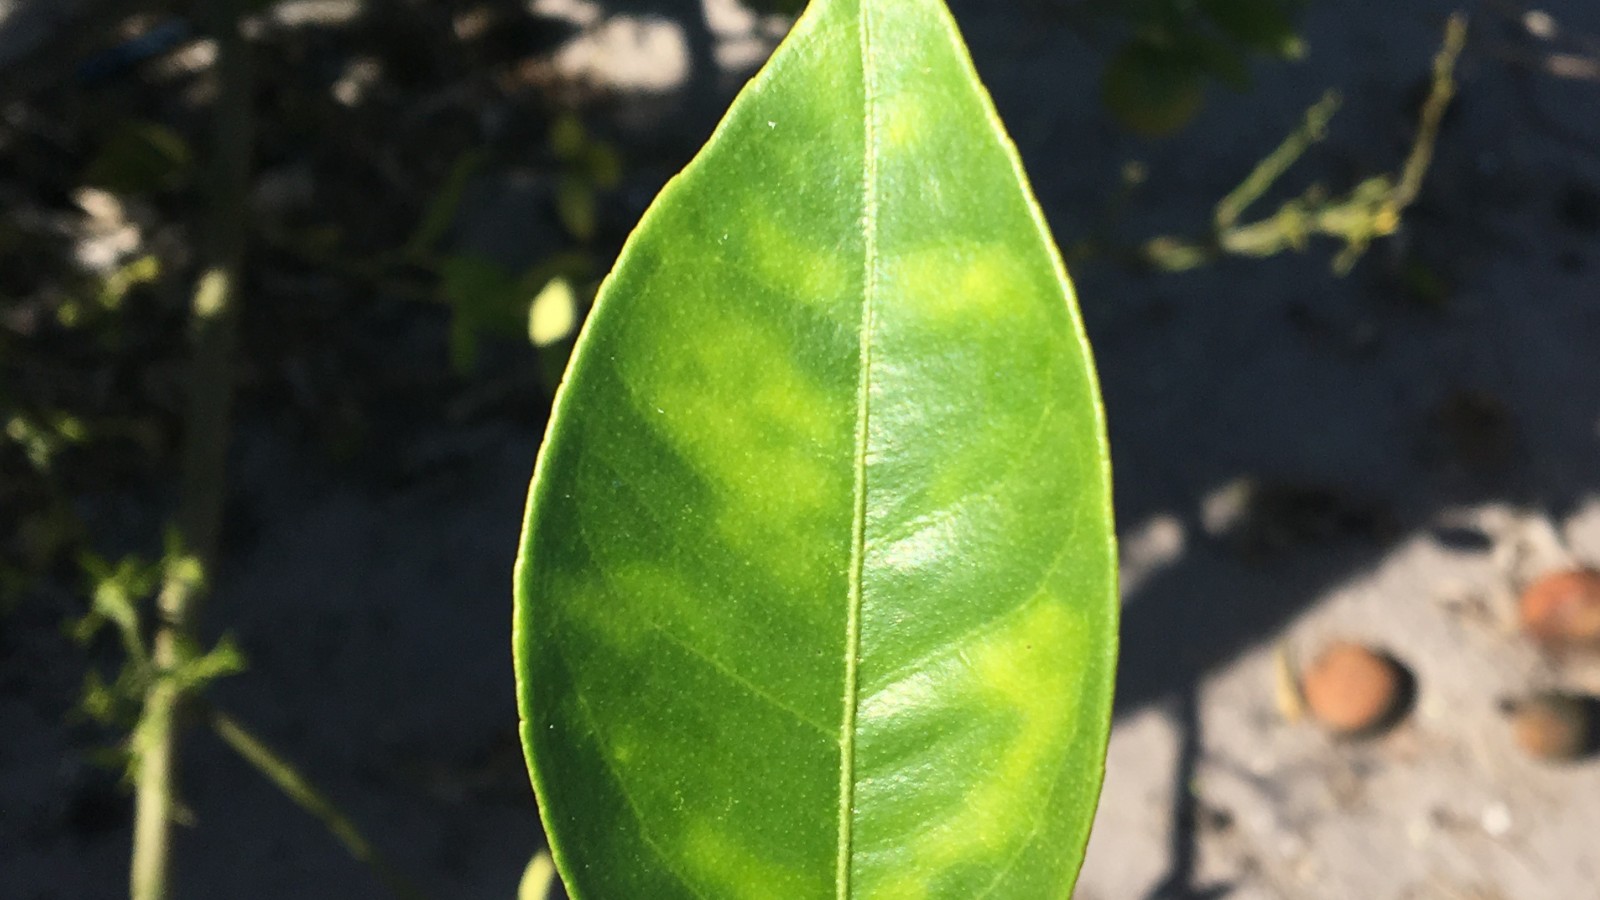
[514,0,1117,896]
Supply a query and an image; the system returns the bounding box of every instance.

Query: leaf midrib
[837,0,880,896]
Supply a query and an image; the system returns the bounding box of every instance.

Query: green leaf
[440,255,539,373]
[405,149,487,258]
[1171,30,1253,93]
[1101,40,1207,137]
[440,253,595,372]
[82,121,192,195]
[527,276,581,348]
[555,174,599,242]
[1198,0,1306,59]
[514,0,1117,897]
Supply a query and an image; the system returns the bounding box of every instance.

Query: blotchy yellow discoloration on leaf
[682,820,814,900]
[742,216,856,319]
[879,243,1038,323]
[879,99,927,152]
[513,0,1116,897]
[632,303,848,593]
[850,597,1086,896]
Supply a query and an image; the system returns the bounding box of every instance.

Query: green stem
[205,706,430,900]
[129,1,253,897]
[1394,12,1469,208]
[1213,90,1342,231]
[1139,13,1468,274]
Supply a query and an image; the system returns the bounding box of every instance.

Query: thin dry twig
[1139,12,1470,275]
[1214,91,1343,231]
[205,705,430,900]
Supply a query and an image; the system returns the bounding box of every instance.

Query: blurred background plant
[0,0,1345,669]
[0,0,1340,600]
[1031,0,1310,136]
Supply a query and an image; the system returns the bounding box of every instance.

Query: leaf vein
[569,506,832,739]
[863,525,1080,705]
[646,623,834,737]
[873,397,1059,550]
[839,1,881,896]
[548,640,714,900]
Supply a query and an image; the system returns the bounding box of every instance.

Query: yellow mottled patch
[609,562,697,629]
[678,819,807,900]
[645,306,837,450]
[861,596,1086,894]
[742,215,853,322]
[607,723,642,767]
[563,575,652,652]
[563,555,724,652]
[638,306,849,591]
[966,598,1079,841]
[881,243,1041,325]
[970,598,1080,726]
[879,99,925,152]
[867,873,931,900]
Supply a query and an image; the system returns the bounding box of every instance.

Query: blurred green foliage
[1,233,171,599]
[550,112,623,243]
[1097,0,1307,135]
[751,0,1308,136]
[439,251,592,374]
[59,253,162,328]
[6,411,89,472]
[440,254,541,371]
[2,409,91,589]
[83,121,194,195]
[423,114,615,375]
[1137,12,1466,272]
[71,542,247,781]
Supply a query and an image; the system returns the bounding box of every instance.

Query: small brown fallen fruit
[1519,569,1600,650]
[1505,692,1596,762]
[1301,641,1409,736]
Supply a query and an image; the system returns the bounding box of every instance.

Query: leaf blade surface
[514,1,1116,897]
